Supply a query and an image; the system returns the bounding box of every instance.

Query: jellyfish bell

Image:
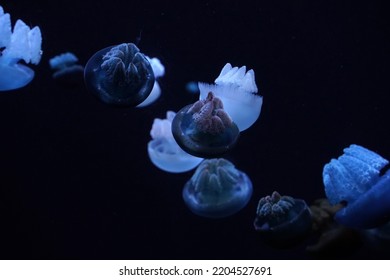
[323,144,390,229]
[171,92,240,158]
[182,158,253,218]
[198,63,263,131]
[84,43,155,106]
[254,191,312,247]
[0,6,42,91]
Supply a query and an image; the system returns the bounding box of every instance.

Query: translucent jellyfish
[183,158,253,218]
[147,111,203,173]
[0,5,42,91]
[84,43,155,106]
[137,56,165,107]
[171,92,240,158]
[254,191,312,246]
[198,63,262,131]
[49,52,84,86]
[323,144,390,229]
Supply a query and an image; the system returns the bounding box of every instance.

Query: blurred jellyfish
[49,52,84,86]
[147,111,203,173]
[198,63,262,131]
[254,191,312,246]
[84,43,155,106]
[185,81,199,95]
[0,5,42,91]
[171,92,240,158]
[137,56,165,107]
[183,158,252,218]
[323,144,390,229]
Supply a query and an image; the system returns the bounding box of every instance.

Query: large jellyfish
[182,158,253,218]
[84,43,155,106]
[171,92,240,158]
[198,63,262,131]
[136,56,165,107]
[323,144,390,229]
[0,5,42,91]
[147,111,203,173]
[49,52,84,86]
[254,191,312,246]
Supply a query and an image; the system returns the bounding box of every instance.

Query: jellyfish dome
[0,5,42,91]
[147,111,203,173]
[323,144,390,229]
[171,92,240,158]
[254,191,312,246]
[137,56,165,107]
[198,63,263,131]
[84,43,155,106]
[183,158,253,218]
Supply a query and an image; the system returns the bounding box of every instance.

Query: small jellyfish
[323,144,390,229]
[49,52,84,86]
[0,5,42,91]
[254,191,312,246]
[171,92,240,158]
[147,111,203,173]
[183,158,252,218]
[84,43,155,106]
[137,56,165,107]
[198,63,262,131]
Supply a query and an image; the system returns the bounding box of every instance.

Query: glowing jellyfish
[147,111,203,173]
[137,56,165,107]
[49,52,84,86]
[0,5,42,91]
[254,191,312,246]
[171,92,240,158]
[84,43,155,106]
[183,158,252,218]
[323,144,390,229]
[198,63,262,131]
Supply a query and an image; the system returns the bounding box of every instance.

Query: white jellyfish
[0,5,42,91]
[147,111,203,173]
[198,63,263,131]
[49,52,84,86]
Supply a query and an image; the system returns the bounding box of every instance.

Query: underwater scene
[0,1,389,259]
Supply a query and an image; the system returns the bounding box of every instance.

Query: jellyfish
[49,52,84,86]
[147,111,203,173]
[84,43,155,106]
[182,158,252,218]
[0,5,42,91]
[198,63,262,131]
[323,144,390,229]
[136,56,165,107]
[171,92,240,158]
[254,191,312,246]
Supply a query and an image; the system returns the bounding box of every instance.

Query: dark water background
[0,0,389,259]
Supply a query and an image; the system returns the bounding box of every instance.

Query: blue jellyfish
[183,158,253,218]
[49,52,84,86]
[147,111,203,173]
[198,63,262,131]
[254,191,312,246]
[84,43,155,106]
[323,144,390,229]
[137,56,165,107]
[0,5,42,91]
[171,92,240,158]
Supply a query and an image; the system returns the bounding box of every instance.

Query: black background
[0,0,389,259]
